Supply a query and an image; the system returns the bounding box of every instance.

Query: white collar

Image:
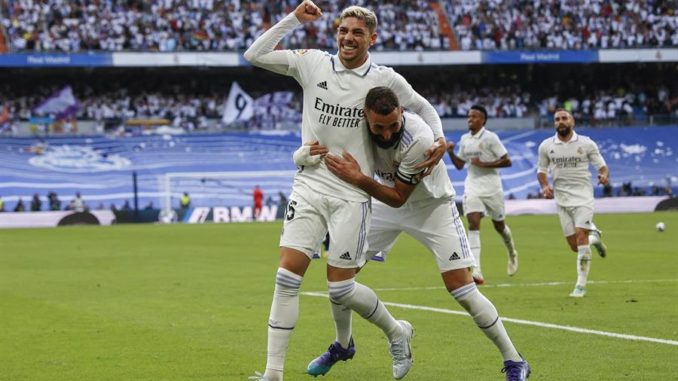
[554,130,579,144]
[470,127,486,139]
[331,54,373,77]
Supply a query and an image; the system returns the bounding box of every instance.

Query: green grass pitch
[1,212,677,380]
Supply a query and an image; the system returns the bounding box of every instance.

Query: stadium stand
[446,0,678,50]
[0,63,676,132]
[0,126,675,211]
[1,0,676,52]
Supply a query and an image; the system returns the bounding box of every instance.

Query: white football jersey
[537,132,607,207]
[245,13,442,202]
[372,112,455,203]
[456,128,508,197]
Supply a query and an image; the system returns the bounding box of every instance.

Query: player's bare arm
[470,153,512,168]
[537,172,553,199]
[445,141,466,170]
[415,137,447,175]
[597,165,610,185]
[325,151,416,208]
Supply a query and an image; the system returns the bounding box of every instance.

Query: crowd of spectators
[448,0,678,50]
[1,0,676,53]
[0,81,675,134]
[0,0,442,52]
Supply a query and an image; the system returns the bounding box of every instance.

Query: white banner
[0,210,116,229]
[222,81,253,124]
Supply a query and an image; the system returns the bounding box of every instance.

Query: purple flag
[33,86,80,120]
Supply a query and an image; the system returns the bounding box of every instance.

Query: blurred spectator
[144,201,155,210]
[48,191,61,210]
[69,192,87,212]
[30,193,42,211]
[603,183,613,197]
[121,200,132,211]
[0,195,4,212]
[14,198,25,212]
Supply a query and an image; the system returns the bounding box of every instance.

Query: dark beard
[557,126,572,137]
[369,128,403,149]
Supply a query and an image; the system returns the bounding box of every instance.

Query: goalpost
[159,170,297,222]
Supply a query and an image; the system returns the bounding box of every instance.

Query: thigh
[365,201,402,260]
[326,197,371,269]
[407,199,475,273]
[279,190,328,258]
[557,205,576,237]
[572,205,595,231]
[482,192,506,221]
[462,193,486,216]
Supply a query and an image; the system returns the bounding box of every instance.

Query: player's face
[366,107,403,148]
[554,110,575,138]
[336,17,376,69]
[467,109,485,133]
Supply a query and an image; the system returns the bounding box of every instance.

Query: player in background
[446,105,518,284]
[297,87,530,381]
[244,1,446,380]
[537,109,609,298]
[253,185,264,220]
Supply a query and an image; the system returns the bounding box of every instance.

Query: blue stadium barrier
[0,126,676,212]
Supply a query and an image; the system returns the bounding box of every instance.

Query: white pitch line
[300,290,678,347]
[364,278,678,292]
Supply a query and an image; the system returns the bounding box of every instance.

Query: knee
[328,278,355,304]
[275,268,303,296]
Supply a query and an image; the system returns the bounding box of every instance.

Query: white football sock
[328,278,401,341]
[330,300,352,348]
[576,245,592,287]
[452,283,521,362]
[468,230,482,270]
[588,231,600,246]
[501,225,517,256]
[264,268,303,381]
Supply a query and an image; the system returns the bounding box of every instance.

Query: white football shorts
[367,197,475,273]
[462,191,506,221]
[557,204,595,237]
[280,186,370,269]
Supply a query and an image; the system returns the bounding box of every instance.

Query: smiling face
[554,110,575,139]
[366,107,403,149]
[336,16,376,69]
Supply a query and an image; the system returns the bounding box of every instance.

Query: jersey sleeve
[388,71,444,140]
[243,13,324,86]
[537,140,550,174]
[490,133,509,158]
[396,135,431,185]
[243,13,300,75]
[587,139,607,169]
